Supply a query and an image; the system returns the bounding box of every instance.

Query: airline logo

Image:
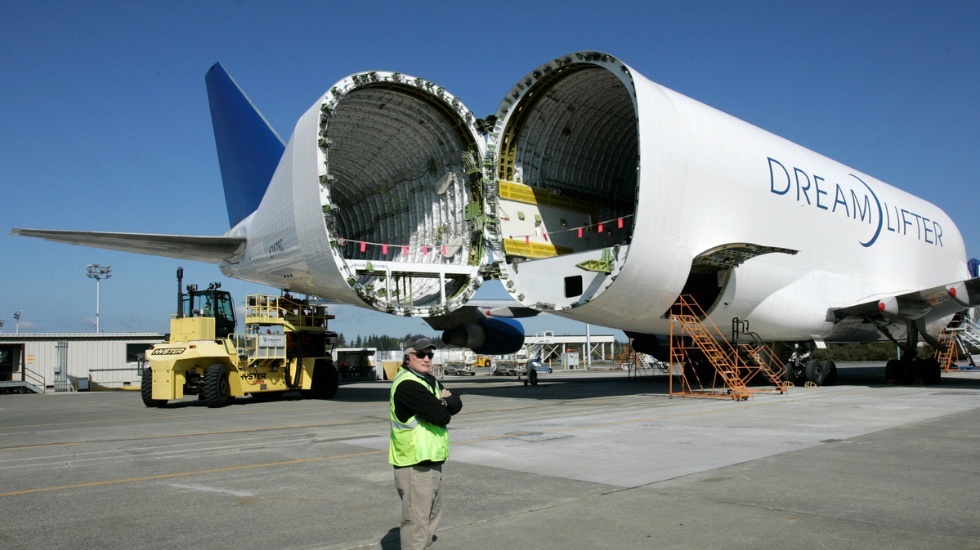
[768,157,944,248]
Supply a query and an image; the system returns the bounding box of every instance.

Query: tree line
[333,333,438,351]
[333,334,974,363]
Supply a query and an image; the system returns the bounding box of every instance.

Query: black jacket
[392,369,462,426]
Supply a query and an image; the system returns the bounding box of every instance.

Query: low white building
[0,333,165,393]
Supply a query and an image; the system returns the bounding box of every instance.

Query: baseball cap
[403,336,437,352]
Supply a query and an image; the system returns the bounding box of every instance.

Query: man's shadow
[380,527,399,549]
[380,527,437,548]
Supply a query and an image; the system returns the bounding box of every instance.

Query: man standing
[389,337,462,549]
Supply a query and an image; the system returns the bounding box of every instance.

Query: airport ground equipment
[141,269,339,408]
[935,328,961,373]
[436,348,477,375]
[935,312,980,372]
[444,364,476,376]
[668,295,786,400]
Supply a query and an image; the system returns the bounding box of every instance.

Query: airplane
[13,51,980,386]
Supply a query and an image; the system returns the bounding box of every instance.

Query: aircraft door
[671,243,798,317]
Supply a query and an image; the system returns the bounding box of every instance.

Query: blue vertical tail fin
[205,63,285,227]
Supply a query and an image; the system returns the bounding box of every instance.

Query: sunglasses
[412,350,434,359]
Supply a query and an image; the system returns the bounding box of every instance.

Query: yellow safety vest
[388,368,450,467]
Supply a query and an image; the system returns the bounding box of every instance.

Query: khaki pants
[394,463,443,549]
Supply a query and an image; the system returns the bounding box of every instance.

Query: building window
[126,343,153,363]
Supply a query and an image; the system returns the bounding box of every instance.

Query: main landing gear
[878,319,942,386]
[782,343,838,387]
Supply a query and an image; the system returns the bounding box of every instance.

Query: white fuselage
[488,53,967,342]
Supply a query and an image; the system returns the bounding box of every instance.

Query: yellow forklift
[141,268,339,407]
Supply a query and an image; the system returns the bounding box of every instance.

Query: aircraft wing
[832,276,980,322]
[831,276,980,349]
[461,299,542,320]
[10,229,245,264]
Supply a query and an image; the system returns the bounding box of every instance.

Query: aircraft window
[564,275,583,298]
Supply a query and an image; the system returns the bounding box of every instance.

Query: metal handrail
[23,367,45,392]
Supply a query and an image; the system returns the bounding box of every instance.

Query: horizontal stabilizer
[11,228,245,264]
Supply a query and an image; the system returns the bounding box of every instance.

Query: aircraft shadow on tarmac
[152,364,980,408]
[331,364,980,403]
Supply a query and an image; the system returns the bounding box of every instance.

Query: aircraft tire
[140,368,166,407]
[824,361,839,386]
[924,357,942,385]
[805,360,827,386]
[913,357,941,386]
[529,369,538,386]
[780,364,797,383]
[885,359,901,384]
[203,364,232,408]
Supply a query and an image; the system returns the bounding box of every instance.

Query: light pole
[87,264,112,333]
[13,311,22,334]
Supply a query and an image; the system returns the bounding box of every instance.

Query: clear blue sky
[2,1,978,339]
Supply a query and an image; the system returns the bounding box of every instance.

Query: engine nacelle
[946,281,980,307]
[441,317,525,355]
[877,296,931,320]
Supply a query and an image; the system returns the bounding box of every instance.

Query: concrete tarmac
[1,364,979,549]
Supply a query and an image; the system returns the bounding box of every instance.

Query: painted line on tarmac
[0,420,373,452]
[0,448,387,498]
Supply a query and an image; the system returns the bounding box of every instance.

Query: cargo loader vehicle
[141,268,339,407]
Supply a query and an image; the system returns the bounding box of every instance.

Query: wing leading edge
[9,229,245,264]
[832,276,980,322]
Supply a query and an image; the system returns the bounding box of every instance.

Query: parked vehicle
[529,359,551,374]
[444,364,476,376]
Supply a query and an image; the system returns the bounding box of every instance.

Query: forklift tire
[140,368,166,407]
[308,359,339,399]
[203,364,232,408]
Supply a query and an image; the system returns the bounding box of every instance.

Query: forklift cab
[183,283,236,338]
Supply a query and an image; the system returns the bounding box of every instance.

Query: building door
[0,345,23,382]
